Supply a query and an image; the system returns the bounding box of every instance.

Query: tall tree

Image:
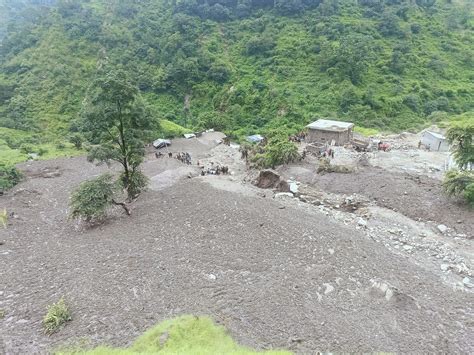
[446,118,474,170]
[81,69,157,200]
[443,116,474,207]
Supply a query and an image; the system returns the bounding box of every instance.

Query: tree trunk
[112,199,131,216]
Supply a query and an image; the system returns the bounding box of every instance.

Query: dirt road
[0,137,473,354]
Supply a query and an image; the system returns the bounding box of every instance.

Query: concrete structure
[306,119,354,145]
[421,131,449,152]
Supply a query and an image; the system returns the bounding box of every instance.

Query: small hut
[306,119,354,146]
[421,131,449,152]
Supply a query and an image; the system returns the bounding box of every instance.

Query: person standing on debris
[327,148,333,159]
[331,149,335,159]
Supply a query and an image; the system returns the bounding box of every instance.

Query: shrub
[443,170,474,207]
[196,112,231,132]
[69,133,84,149]
[206,62,231,83]
[43,298,72,335]
[70,173,118,222]
[255,135,299,168]
[245,36,275,56]
[56,142,67,150]
[411,23,422,34]
[0,209,7,228]
[19,143,35,154]
[38,147,48,156]
[0,165,23,193]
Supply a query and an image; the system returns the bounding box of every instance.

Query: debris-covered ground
[0,131,472,354]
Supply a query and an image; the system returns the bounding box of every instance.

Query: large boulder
[276,179,290,193]
[255,169,281,189]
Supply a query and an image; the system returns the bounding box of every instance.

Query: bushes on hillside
[443,117,474,206]
[252,131,300,168]
[0,165,22,194]
[443,171,474,207]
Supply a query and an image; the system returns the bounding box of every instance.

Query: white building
[421,131,449,152]
[306,119,354,145]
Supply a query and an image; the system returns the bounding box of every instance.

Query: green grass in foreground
[57,315,291,355]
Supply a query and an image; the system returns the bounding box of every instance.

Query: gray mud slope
[0,158,473,354]
[311,167,473,237]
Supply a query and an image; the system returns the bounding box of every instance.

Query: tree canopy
[446,117,474,170]
[81,69,156,200]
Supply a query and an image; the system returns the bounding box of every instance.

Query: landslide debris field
[1,132,473,354]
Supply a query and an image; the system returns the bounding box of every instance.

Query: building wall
[421,133,449,152]
[307,128,353,145]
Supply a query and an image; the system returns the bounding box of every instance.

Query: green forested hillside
[0,0,473,144]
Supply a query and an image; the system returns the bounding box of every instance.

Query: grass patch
[57,315,290,355]
[1,208,8,227]
[43,298,72,335]
[159,119,191,139]
[0,142,83,165]
[354,126,380,137]
[0,127,84,165]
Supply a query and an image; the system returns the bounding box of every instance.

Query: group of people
[201,165,229,176]
[154,151,192,165]
[176,152,192,165]
[321,148,335,159]
[155,151,173,159]
[289,131,307,143]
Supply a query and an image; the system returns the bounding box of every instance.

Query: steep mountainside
[0,0,473,139]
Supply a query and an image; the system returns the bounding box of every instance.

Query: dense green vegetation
[0,0,473,158]
[57,315,290,355]
[0,163,22,194]
[443,115,474,206]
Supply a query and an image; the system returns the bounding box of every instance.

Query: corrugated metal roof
[246,134,265,143]
[424,131,446,140]
[306,119,354,131]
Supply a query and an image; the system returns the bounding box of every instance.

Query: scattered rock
[289,181,299,194]
[440,264,450,272]
[275,193,294,199]
[206,274,217,281]
[276,179,290,193]
[357,218,367,227]
[462,277,472,288]
[159,331,169,346]
[437,224,448,234]
[323,283,334,295]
